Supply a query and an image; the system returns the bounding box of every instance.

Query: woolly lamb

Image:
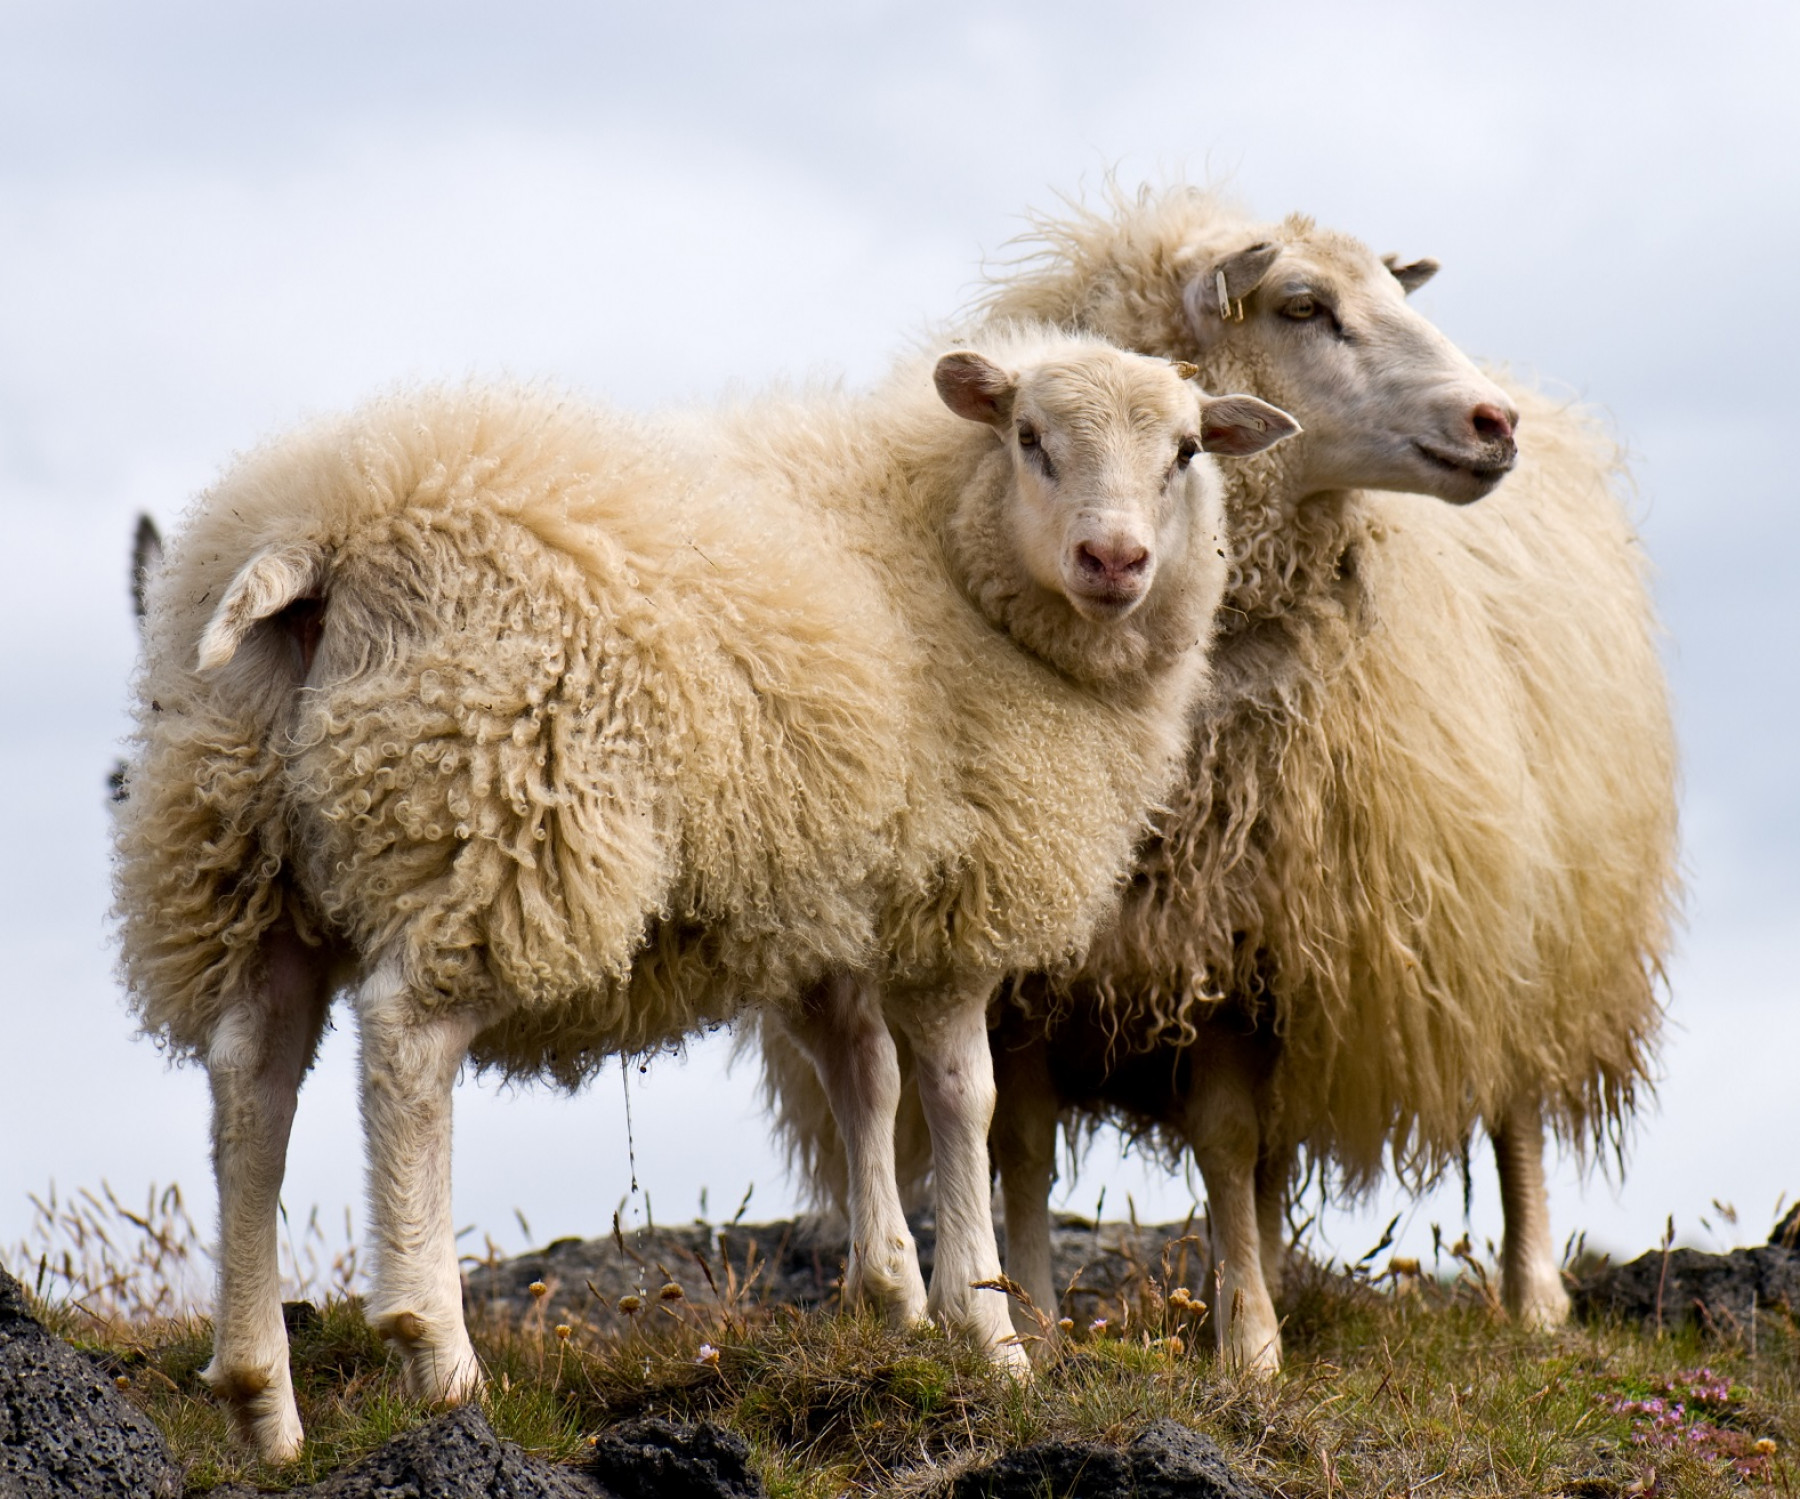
[115,325,1296,1458]
[755,188,1677,1370]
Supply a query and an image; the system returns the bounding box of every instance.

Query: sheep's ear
[131,513,163,622]
[1383,254,1440,294]
[1183,240,1281,345]
[935,351,1017,428]
[197,542,324,671]
[1215,241,1281,304]
[1197,395,1302,457]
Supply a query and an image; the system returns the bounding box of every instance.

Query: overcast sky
[2,1,1795,1291]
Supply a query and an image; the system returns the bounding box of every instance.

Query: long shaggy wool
[759,187,1678,1203]
[115,325,1221,1087]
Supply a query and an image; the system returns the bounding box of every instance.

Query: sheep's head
[936,346,1297,626]
[1180,224,1519,504]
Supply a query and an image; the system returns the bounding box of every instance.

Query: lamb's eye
[1175,436,1200,469]
[1017,423,1039,449]
[1283,295,1317,321]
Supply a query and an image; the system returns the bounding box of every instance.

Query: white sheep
[755,187,1678,1370]
[114,324,1296,1458]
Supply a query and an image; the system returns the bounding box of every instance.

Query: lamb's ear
[131,513,163,623]
[197,542,324,671]
[1183,240,1282,344]
[1383,254,1440,294]
[934,351,1017,428]
[1197,395,1302,458]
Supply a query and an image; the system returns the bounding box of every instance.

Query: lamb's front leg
[782,977,928,1325]
[355,955,487,1403]
[895,979,1026,1372]
[1491,1096,1571,1329]
[203,925,332,1461]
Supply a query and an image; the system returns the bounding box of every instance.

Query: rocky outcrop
[1574,1217,1800,1335]
[0,1267,182,1499]
[953,1418,1266,1499]
[463,1213,1212,1330]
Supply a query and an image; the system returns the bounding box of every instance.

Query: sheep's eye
[1016,423,1039,449]
[1175,435,1200,470]
[1282,295,1317,321]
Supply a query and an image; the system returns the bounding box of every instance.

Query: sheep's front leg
[989,1028,1061,1347]
[1182,1039,1280,1374]
[782,977,928,1325]
[895,981,1026,1372]
[1491,1096,1571,1329]
[355,955,487,1403]
[203,926,332,1461]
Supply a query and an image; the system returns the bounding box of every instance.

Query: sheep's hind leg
[1254,1137,1294,1301]
[897,980,1028,1373]
[203,925,332,1461]
[1183,1037,1281,1374]
[1492,1096,1571,1329]
[782,977,928,1326]
[989,1026,1061,1350]
[355,954,488,1403]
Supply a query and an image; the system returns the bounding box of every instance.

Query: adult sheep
[755,187,1678,1369]
[114,325,1296,1459]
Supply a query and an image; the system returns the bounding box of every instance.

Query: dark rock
[282,1299,323,1336]
[1574,1243,1800,1334]
[213,1404,601,1498]
[953,1418,1265,1499]
[462,1220,847,1331]
[588,1417,764,1499]
[0,1267,182,1498]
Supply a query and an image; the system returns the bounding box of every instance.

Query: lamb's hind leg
[896,980,1027,1372]
[1492,1096,1571,1328]
[1183,1036,1281,1374]
[989,1026,1061,1348]
[355,954,488,1403]
[203,925,332,1461]
[782,976,928,1325]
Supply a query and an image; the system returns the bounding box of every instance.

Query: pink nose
[1076,539,1150,585]
[1470,402,1518,445]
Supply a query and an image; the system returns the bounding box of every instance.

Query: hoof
[1230,1330,1283,1377]
[371,1308,484,1404]
[202,1358,304,1461]
[845,1237,929,1327]
[993,1334,1033,1379]
[1510,1277,1573,1331]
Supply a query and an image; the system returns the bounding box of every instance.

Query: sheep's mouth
[1066,582,1148,623]
[1412,440,1514,485]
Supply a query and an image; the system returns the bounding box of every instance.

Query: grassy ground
[11,1191,1798,1497]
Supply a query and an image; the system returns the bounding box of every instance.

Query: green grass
[27,1243,1800,1497]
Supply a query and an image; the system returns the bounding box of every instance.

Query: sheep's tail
[196,542,327,672]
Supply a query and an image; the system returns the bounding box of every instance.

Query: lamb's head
[935,340,1297,683]
[1180,220,1518,505]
